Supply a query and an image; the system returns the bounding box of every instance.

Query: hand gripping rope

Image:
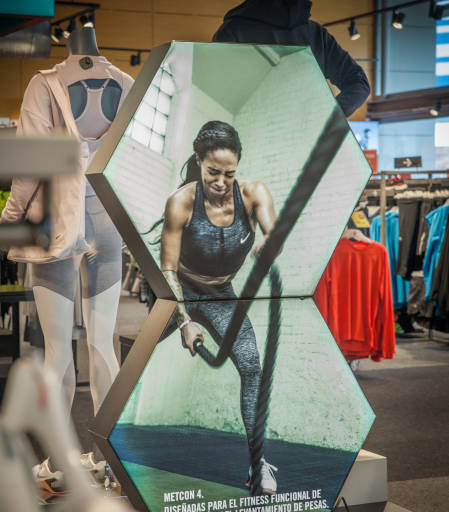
[193,106,349,495]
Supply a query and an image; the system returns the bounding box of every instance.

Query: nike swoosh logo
[240,232,251,244]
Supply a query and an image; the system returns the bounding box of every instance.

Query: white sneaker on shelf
[246,458,278,494]
[80,452,107,482]
[32,457,64,490]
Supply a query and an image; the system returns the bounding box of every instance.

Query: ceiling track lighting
[63,18,77,39]
[391,10,405,29]
[348,19,361,40]
[130,51,141,67]
[51,25,63,43]
[429,100,441,117]
[429,0,445,20]
[324,1,440,30]
[51,5,99,42]
[80,10,95,28]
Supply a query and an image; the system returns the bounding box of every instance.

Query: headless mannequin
[31,27,122,417]
[66,27,100,56]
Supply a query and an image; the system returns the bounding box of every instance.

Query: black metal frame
[332,496,352,512]
[87,42,174,300]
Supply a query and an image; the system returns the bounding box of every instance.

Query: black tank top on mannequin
[180,181,255,277]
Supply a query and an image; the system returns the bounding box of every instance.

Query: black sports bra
[180,181,255,277]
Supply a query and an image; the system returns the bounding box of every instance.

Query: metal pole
[381,0,389,97]
[374,0,382,97]
[380,172,387,246]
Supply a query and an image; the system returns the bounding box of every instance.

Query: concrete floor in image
[357,336,449,512]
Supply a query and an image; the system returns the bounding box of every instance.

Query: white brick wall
[231,49,371,297]
[119,298,374,452]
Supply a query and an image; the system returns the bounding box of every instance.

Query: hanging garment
[370,212,410,310]
[423,205,449,300]
[314,238,395,362]
[407,270,434,318]
[0,55,133,262]
[430,210,449,315]
[396,198,422,280]
[416,198,433,256]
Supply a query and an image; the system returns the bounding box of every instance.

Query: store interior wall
[0,0,375,123]
[4,0,446,172]
[377,0,447,171]
[379,118,444,171]
[382,0,436,94]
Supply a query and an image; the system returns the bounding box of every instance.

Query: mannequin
[31,26,129,418]
[66,26,100,56]
[1,27,134,426]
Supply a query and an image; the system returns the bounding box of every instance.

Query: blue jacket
[423,205,449,300]
[370,212,410,310]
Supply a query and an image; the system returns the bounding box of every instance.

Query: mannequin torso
[65,27,123,192]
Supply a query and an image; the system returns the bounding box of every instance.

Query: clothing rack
[368,170,449,245]
[364,170,449,344]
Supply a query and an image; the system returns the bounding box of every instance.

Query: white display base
[336,449,388,507]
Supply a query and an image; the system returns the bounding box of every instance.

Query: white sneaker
[80,452,107,482]
[32,457,64,490]
[349,359,360,372]
[246,458,278,494]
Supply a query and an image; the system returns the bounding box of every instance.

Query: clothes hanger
[342,228,373,243]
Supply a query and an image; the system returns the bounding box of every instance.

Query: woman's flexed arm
[161,189,203,354]
[250,182,277,256]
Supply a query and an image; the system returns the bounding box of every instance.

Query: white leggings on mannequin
[32,195,122,415]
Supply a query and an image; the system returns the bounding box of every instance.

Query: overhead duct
[0,21,51,58]
[367,86,449,123]
[0,0,53,36]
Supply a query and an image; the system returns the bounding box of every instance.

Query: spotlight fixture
[51,25,63,43]
[80,11,94,28]
[392,10,405,29]
[348,19,360,40]
[429,101,441,117]
[63,18,76,38]
[130,52,141,67]
[429,0,445,20]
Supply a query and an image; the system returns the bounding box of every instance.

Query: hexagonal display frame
[88,42,374,512]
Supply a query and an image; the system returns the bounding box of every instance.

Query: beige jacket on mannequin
[1,55,134,263]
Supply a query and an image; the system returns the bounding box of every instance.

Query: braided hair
[143,120,242,241]
[180,120,242,186]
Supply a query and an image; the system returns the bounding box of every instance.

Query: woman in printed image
[154,120,278,493]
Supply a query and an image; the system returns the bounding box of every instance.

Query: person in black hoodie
[213,0,370,117]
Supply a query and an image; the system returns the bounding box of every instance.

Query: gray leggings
[30,194,122,415]
[163,280,261,445]
[31,195,122,297]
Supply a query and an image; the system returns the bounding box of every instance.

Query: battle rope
[192,106,350,493]
[249,265,282,496]
[194,265,281,496]
[192,106,349,368]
